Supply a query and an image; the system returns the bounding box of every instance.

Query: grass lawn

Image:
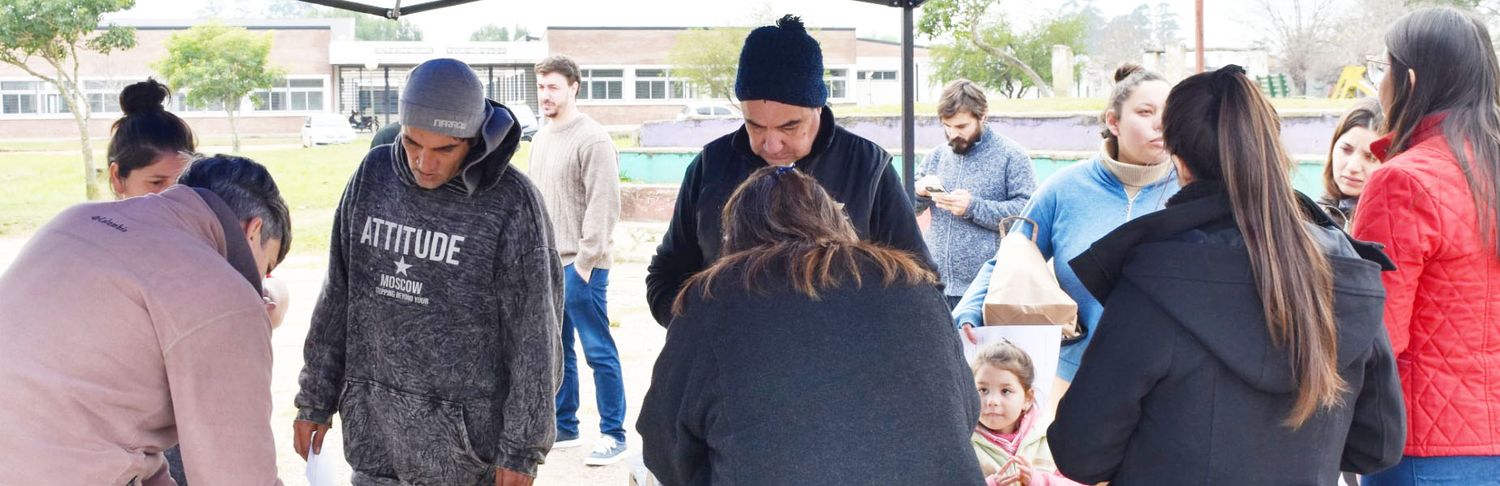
[0,134,536,256]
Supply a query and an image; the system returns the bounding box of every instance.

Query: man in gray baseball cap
[293,58,564,486]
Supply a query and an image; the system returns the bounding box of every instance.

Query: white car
[676,102,741,120]
[301,113,357,147]
[507,102,539,141]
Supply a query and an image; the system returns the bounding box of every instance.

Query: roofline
[856,37,928,49]
[547,26,856,32]
[97,18,350,31]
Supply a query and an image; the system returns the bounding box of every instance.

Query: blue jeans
[1363,455,1500,486]
[555,264,626,443]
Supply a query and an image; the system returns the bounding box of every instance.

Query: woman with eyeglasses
[1350,7,1500,484]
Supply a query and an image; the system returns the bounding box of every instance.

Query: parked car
[508,102,539,141]
[677,102,741,120]
[301,113,357,147]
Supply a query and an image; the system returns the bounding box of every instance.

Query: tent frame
[307,0,930,198]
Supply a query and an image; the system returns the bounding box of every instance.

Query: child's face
[975,364,1032,434]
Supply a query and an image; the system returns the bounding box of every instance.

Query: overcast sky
[107,0,1260,47]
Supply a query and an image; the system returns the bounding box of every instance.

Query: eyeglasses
[1365,53,1391,86]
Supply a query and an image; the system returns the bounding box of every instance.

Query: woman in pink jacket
[1353,7,1500,484]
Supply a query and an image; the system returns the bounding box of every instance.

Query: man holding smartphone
[914,79,1037,309]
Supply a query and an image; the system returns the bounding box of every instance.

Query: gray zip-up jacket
[914,128,1036,297]
[295,100,564,484]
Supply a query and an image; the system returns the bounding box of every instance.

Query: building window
[252,78,326,112]
[634,69,695,100]
[825,69,849,100]
[635,69,667,100]
[174,92,226,113]
[85,80,121,114]
[357,88,399,115]
[1,81,41,114]
[859,70,897,81]
[580,69,623,100]
[42,93,70,114]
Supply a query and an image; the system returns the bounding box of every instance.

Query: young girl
[971,341,1082,486]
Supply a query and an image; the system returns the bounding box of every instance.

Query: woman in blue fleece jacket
[952,63,1180,398]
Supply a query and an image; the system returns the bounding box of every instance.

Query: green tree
[156,23,284,153]
[350,14,423,41]
[668,28,748,105]
[1088,5,1154,75]
[0,0,136,200]
[920,0,1089,97]
[470,24,511,41]
[922,1,1088,98]
[253,0,425,41]
[1152,2,1182,48]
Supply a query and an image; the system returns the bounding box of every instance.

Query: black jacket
[645,107,932,325]
[1049,182,1406,485]
[637,256,983,485]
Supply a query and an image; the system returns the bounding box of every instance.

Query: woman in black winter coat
[1047,65,1407,485]
[637,166,984,486]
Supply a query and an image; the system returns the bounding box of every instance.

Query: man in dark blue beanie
[644,15,933,326]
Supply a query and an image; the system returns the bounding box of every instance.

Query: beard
[948,131,981,155]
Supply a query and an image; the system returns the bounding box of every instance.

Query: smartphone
[926,186,946,194]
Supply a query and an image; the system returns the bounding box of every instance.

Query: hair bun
[119,79,170,116]
[1114,62,1146,83]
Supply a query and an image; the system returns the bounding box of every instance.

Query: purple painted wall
[640,111,1346,156]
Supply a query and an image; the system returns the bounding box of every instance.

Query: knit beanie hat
[400,58,486,138]
[734,15,828,108]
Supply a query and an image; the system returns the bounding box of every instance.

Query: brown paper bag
[983,216,1080,338]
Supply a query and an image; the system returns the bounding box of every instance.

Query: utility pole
[1195,0,1205,73]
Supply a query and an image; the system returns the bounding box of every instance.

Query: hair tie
[1211,65,1247,94]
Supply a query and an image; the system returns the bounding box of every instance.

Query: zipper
[1125,191,1138,220]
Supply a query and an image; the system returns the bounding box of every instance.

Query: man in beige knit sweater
[529,55,627,466]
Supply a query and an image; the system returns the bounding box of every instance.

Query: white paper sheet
[306,446,337,486]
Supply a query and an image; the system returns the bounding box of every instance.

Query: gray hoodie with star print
[295,101,563,484]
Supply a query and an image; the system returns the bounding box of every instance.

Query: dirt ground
[0,222,670,486]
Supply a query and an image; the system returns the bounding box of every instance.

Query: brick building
[0,19,347,139]
[0,20,933,138]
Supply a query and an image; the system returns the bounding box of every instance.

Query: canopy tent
[297,0,481,19]
[300,0,1214,198]
[303,0,924,199]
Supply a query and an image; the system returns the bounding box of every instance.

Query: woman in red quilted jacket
[1353,7,1500,484]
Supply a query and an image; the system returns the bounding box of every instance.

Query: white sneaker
[584,436,627,466]
[554,433,583,449]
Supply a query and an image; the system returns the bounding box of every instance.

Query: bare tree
[1257,0,1343,95]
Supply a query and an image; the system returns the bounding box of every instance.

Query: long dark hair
[1163,65,1344,429]
[672,166,935,315]
[1383,7,1500,253]
[1321,98,1384,201]
[108,79,196,180]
